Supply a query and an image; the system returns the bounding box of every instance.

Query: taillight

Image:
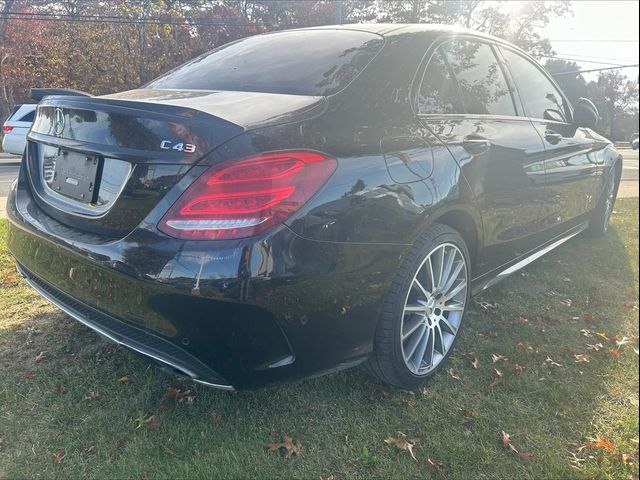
[2,125,13,133]
[158,150,336,240]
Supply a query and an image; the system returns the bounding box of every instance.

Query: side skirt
[471,222,588,296]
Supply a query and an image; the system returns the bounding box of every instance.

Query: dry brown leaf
[512,363,526,374]
[210,411,222,424]
[515,342,527,350]
[147,415,161,432]
[84,391,99,401]
[53,448,65,464]
[385,432,418,461]
[162,387,195,404]
[586,436,615,452]
[117,376,130,383]
[465,351,479,369]
[54,384,66,395]
[574,354,590,363]
[447,368,461,381]
[586,343,604,351]
[461,409,475,418]
[427,458,448,475]
[134,413,155,430]
[266,435,302,459]
[23,370,36,380]
[402,398,416,408]
[544,356,562,367]
[519,451,534,461]
[514,315,529,326]
[501,431,512,448]
[0,470,8,479]
[490,369,504,387]
[583,313,598,323]
[607,348,621,358]
[492,353,508,364]
[35,351,47,362]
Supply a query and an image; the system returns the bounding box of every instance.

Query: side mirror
[573,97,599,129]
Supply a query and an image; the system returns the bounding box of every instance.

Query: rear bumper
[6,177,404,389]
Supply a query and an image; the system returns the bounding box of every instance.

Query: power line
[549,39,639,43]
[543,55,635,67]
[552,64,639,76]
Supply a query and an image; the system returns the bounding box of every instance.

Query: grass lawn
[0,200,638,479]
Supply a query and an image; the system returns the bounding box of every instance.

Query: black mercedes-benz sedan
[6,24,621,390]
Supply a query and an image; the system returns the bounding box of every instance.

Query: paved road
[1,147,638,216]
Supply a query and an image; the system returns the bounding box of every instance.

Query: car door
[498,46,605,231]
[2,107,35,155]
[415,37,548,277]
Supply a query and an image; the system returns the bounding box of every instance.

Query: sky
[506,0,639,81]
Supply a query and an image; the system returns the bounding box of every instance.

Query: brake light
[2,125,13,133]
[158,150,336,240]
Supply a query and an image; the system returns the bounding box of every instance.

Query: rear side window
[442,40,516,116]
[417,49,463,114]
[499,48,569,122]
[146,30,384,96]
[20,110,35,122]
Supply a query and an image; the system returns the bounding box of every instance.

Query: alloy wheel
[400,243,468,375]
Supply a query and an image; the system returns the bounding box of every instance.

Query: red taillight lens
[2,125,13,133]
[158,150,336,240]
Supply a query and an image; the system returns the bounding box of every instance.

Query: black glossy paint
[6,25,621,389]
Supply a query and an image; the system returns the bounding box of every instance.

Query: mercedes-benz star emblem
[53,107,65,136]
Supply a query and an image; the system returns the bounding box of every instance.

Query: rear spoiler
[29,88,92,102]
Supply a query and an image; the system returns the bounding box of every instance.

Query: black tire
[588,165,620,237]
[365,223,471,389]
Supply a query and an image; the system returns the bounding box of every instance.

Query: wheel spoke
[435,324,446,355]
[405,323,427,360]
[426,327,435,366]
[427,256,436,292]
[402,316,425,340]
[404,304,426,313]
[411,327,430,369]
[442,301,465,312]
[412,279,431,300]
[441,259,464,293]
[439,317,457,335]
[443,280,467,301]
[437,247,445,288]
[439,247,455,289]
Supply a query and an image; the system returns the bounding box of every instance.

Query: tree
[586,71,639,140]
[544,59,587,105]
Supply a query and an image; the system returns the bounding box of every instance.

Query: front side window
[417,49,464,114]
[500,48,569,122]
[442,40,516,116]
[146,30,383,97]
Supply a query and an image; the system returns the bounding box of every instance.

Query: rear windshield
[146,30,384,96]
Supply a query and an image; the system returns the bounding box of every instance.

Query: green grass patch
[0,200,638,479]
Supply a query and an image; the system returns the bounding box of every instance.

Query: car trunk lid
[24,90,325,238]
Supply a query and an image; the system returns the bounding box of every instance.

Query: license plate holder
[50,151,101,202]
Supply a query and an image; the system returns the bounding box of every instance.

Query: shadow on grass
[0,200,638,479]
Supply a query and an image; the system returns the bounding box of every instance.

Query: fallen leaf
[402,398,416,408]
[147,415,161,432]
[117,376,130,383]
[580,329,592,337]
[574,354,590,363]
[447,368,461,380]
[162,387,195,404]
[615,336,631,347]
[586,343,604,351]
[595,332,609,341]
[519,451,534,461]
[583,313,598,323]
[53,448,65,464]
[210,411,222,424]
[23,370,36,380]
[266,435,302,460]
[512,363,526,374]
[465,351,479,369]
[607,348,621,358]
[515,342,527,350]
[35,351,47,362]
[501,431,511,448]
[514,315,529,326]
[162,445,175,456]
[544,356,562,367]
[385,432,418,461]
[134,413,155,430]
[84,391,99,401]
[586,436,615,452]
[427,458,448,475]
[560,298,573,307]
[490,369,504,387]
[460,409,475,418]
[54,384,66,395]
[492,354,508,364]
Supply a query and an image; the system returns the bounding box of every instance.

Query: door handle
[462,135,491,154]
[544,130,563,145]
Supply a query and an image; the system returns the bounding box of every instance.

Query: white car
[2,104,37,155]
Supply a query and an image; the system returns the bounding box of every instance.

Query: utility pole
[335,0,343,24]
